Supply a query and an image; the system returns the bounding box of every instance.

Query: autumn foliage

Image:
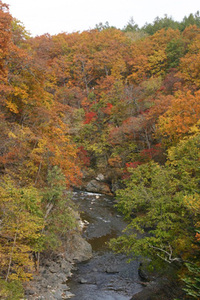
[0,1,200,297]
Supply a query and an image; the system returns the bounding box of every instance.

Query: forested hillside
[0,1,200,298]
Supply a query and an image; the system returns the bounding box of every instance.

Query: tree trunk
[6,230,18,281]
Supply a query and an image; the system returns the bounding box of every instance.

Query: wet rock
[138,263,150,281]
[106,266,120,273]
[106,284,124,291]
[93,267,98,272]
[79,278,88,284]
[138,261,156,282]
[86,179,112,195]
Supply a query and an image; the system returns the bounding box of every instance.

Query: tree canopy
[0,1,200,297]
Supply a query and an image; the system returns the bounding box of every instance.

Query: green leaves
[0,177,44,282]
[0,279,24,300]
[112,133,200,270]
[41,166,77,250]
[183,263,200,299]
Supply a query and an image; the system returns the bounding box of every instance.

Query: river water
[68,191,143,300]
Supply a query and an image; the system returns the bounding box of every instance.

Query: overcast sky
[4,0,200,36]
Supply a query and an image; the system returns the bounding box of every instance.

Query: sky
[4,0,200,37]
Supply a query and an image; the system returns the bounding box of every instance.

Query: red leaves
[126,161,141,169]
[102,103,113,115]
[84,111,97,124]
[140,144,162,161]
[77,146,90,166]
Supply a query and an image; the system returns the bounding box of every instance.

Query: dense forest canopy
[0,1,200,298]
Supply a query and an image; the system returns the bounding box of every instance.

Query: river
[68,191,143,300]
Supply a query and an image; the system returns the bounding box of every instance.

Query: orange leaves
[157,90,200,142]
[127,46,149,84]
[108,155,122,167]
[196,232,200,242]
[0,1,11,58]
[0,1,12,96]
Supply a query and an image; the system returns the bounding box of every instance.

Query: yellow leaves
[24,161,39,176]
[148,49,167,76]
[111,58,126,79]
[183,193,200,245]
[189,120,200,135]
[13,86,28,102]
[8,131,17,139]
[5,100,19,113]
[183,194,200,216]
[0,178,44,281]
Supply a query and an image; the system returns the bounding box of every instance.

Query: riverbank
[25,191,185,300]
[25,191,143,299]
[25,231,93,299]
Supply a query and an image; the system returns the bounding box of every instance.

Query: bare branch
[149,244,182,264]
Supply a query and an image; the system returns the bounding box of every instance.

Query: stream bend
[68,191,143,300]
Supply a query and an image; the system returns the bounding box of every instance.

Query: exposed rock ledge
[26,232,92,300]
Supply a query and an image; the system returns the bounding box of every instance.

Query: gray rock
[86,180,112,195]
[49,262,60,273]
[65,291,75,298]
[58,283,69,291]
[60,259,72,273]
[25,289,35,295]
[79,278,88,284]
[65,233,93,262]
[56,272,67,282]
[40,278,48,288]
[106,266,120,274]
[96,174,105,181]
[93,268,98,272]
[52,289,63,300]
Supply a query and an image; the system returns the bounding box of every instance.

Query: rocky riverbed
[25,190,185,300]
[67,191,143,300]
[26,191,143,299]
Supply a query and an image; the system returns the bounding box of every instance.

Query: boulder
[86,179,112,195]
[65,233,92,262]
